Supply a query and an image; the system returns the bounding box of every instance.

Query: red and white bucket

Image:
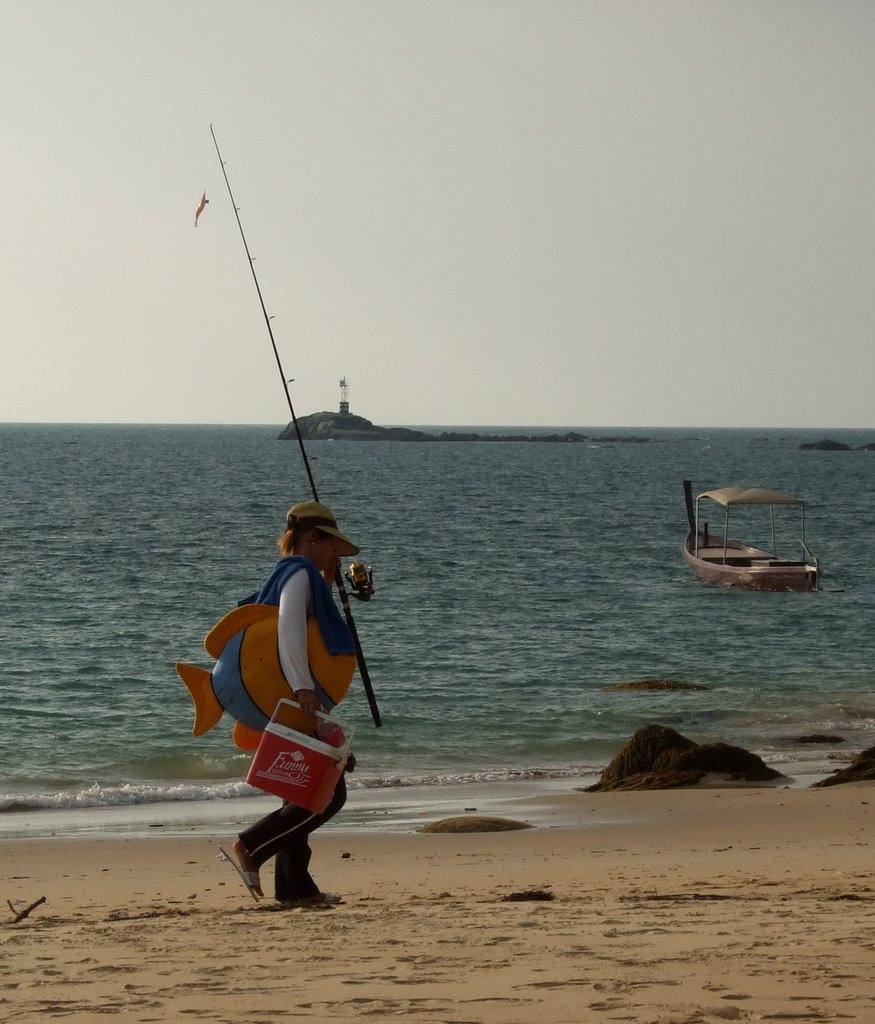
[246,699,354,813]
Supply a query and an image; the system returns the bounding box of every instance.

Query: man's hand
[294,689,321,717]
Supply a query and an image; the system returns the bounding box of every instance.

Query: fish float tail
[175,662,224,736]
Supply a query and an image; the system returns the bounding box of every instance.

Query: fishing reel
[345,560,375,602]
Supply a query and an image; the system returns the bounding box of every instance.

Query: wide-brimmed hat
[286,500,360,556]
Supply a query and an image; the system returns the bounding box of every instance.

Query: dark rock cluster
[812,745,875,787]
[585,724,783,792]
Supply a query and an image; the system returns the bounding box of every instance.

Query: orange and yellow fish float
[176,557,356,750]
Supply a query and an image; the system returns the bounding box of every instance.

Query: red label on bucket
[261,748,312,789]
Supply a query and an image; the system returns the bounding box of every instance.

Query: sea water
[1,423,873,837]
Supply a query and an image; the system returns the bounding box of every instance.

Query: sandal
[278,892,344,908]
[217,846,263,900]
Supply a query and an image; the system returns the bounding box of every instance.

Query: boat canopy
[697,487,804,507]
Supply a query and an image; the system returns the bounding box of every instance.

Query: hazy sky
[2,1,874,428]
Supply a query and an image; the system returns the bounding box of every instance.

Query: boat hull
[683,533,818,592]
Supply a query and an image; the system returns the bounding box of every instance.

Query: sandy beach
[2,783,874,1024]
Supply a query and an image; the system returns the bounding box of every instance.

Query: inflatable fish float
[176,558,356,750]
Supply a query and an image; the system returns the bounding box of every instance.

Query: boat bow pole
[209,124,382,728]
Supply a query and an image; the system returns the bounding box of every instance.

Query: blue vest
[243,555,355,656]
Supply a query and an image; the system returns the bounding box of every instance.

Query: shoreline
[0,761,836,841]
[0,776,605,841]
[2,783,873,1023]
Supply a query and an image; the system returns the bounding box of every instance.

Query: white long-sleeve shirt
[277,568,315,693]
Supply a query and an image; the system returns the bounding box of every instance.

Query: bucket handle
[270,698,355,748]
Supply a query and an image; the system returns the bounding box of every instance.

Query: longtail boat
[683,480,819,591]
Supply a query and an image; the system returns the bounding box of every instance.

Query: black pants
[238,775,347,901]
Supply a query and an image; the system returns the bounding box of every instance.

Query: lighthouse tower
[339,377,350,416]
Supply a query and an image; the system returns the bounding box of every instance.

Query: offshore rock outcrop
[602,679,710,692]
[799,438,853,451]
[279,412,649,443]
[798,438,875,451]
[585,724,783,792]
[279,412,434,442]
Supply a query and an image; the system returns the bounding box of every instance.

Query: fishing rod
[209,123,382,728]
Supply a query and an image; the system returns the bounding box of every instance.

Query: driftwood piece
[500,889,555,902]
[8,896,46,924]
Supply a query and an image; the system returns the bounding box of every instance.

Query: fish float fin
[175,662,224,736]
[204,604,277,659]
[233,720,263,751]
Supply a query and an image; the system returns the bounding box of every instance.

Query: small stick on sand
[8,896,46,924]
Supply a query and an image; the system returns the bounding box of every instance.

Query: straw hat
[286,500,360,556]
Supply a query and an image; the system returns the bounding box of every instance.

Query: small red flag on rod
[194,191,209,227]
